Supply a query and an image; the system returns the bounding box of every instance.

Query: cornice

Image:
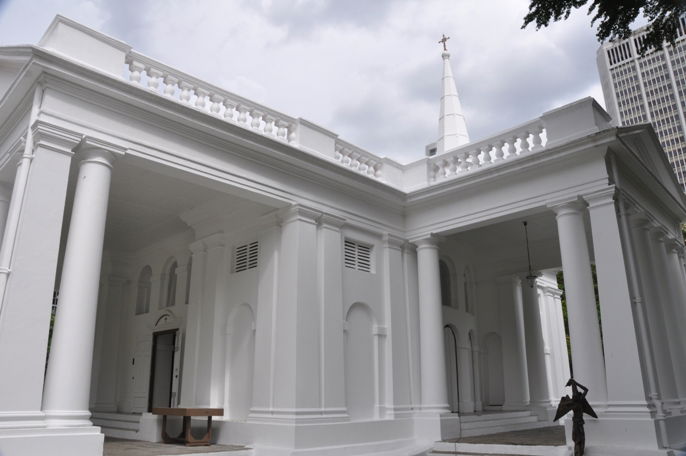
[30,120,81,155]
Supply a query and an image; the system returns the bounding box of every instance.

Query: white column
[0,183,11,246]
[93,275,127,412]
[179,241,206,407]
[43,149,114,426]
[665,239,686,401]
[502,276,530,409]
[415,236,449,413]
[630,215,678,404]
[470,334,483,412]
[586,191,652,409]
[551,201,607,403]
[318,214,347,418]
[520,276,550,410]
[649,228,686,401]
[0,139,73,423]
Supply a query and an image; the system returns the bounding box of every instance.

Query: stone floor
[444,426,566,446]
[104,437,251,456]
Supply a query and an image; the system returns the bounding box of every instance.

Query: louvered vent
[344,239,373,273]
[233,241,259,273]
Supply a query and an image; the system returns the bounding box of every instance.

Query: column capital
[189,239,207,254]
[278,204,321,226]
[201,232,226,250]
[413,234,442,250]
[548,198,586,217]
[318,212,345,229]
[584,187,617,209]
[382,233,405,250]
[649,225,669,243]
[75,136,126,157]
[31,121,81,157]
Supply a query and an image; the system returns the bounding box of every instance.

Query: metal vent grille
[344,239,373,273]
[233,241,259,273]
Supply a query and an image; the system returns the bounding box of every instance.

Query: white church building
[0,16,686,456]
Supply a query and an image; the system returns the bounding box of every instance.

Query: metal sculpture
[554,378,597,456]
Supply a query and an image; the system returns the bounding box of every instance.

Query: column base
[43,409,92,427]
[564,405,686,455]
[248,407,350,424]
[0,425,102,456]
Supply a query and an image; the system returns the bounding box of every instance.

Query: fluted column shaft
[415,236,449,413]
[552,201,607,403]
[521,277,550,407]
[43,149,114,426]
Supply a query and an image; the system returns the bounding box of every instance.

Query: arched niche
[225,303,255,420]
[159,256,178,309]
[439,257,458,308]
[443,324,460,413]
[344,302,377,421]
[484,332,504,406]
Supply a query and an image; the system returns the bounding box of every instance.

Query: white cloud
[0,0,608,163]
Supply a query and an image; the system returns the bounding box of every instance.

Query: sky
[0,0,610,163]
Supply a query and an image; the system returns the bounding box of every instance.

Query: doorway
[148,330,177,411]
[444,325,460,413]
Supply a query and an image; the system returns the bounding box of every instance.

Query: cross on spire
[438,34,450,52]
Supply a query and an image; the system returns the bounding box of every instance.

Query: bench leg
[184,416,212,446]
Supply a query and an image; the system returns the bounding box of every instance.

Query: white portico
[0,16,686,456]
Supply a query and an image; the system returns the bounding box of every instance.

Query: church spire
[436,35,470,154]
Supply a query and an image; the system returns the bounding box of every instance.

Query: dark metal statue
[554,378,597,456]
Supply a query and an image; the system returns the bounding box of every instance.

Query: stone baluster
[334,145,343,161]
[350,153,360,170]
[238,105,250,124]
[163,75,178,97]
[367,160,377,176]
[275,120,287,140]
[341,148,352,165]
[459,151,470,171]
[179,82,193,103]
[264,116,276,135]
[288,123,297,143]
[482,145,493,165]
[146,68,163,91]
[446,157,457,176]
[358,157,369,174]
[209,94,224,115]
[251,110,263,129]
[532,126,544,151]
[194,87,209,109]
[519,132,531,154]
[128,61,145,84]
[469,148,481,169]
[493,140,505,163]
[506,137,518,158]
[223,100,237,121]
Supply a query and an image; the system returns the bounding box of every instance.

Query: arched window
[164,261,178,308]
[135,266,152,315]
[439,260,453,307]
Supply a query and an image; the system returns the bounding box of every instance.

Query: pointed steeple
[437,43,470,155]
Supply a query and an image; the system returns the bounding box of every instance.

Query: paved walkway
[104,438,250,456]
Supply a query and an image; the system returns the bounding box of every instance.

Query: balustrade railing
[428,120,547,182]
[334,140,383,179]
[124,51,298,144]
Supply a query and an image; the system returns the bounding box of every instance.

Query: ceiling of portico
[62,156,279,253]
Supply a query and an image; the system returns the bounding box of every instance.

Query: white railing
[428,120,547,182]
[124,50,298,144]
[334,140,383,179]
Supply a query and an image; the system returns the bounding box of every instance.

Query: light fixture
[523,221,537,288]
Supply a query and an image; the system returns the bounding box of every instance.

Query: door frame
[147,328,178,412]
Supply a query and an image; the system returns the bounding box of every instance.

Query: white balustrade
[124,51,298,145]
[334,142,383,179]
[428,121,546,182]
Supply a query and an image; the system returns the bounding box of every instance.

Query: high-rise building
[597,15,686,189]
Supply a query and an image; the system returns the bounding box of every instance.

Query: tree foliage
[522,0,686,53]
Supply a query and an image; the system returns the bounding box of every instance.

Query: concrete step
[459,411,532,423]
[92,412,141,440]
[460,420,551,438]
[431,440,569,455]
[461,415,538,430]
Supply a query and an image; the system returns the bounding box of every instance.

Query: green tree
[522,0,686,53]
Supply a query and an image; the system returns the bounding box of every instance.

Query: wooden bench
[151,407,224,446]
